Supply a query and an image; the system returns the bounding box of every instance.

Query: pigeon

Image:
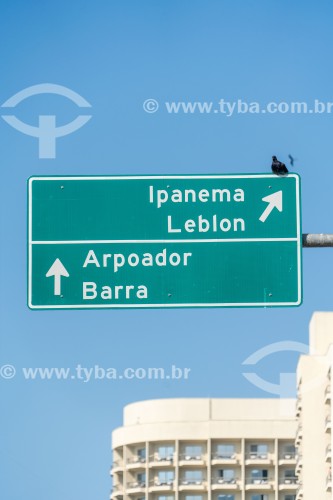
[288,154,295,167]
[271,156,288,175]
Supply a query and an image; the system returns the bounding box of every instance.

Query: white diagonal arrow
[259,190,283,223]
[46,259,69,296]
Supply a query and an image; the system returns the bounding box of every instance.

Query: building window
[215,469,235,483]
[184,445,203,459]
[282,469,296,484]
[250,469,268,484]
[182,470,203,484]
[250,444,268,458]
[128,447,146,464]
[282,444,296,458]
[284,469,295,477]
[158,496,174,500]
[137,448,146,460]
[251,496,269,500]
[157,471,174,485]
[185,496,203,500]
[284,496,296,500]
[284,469,296,480]
[215,444,235,459]
[217,496,235,500]
[157,445,174,460]
[137,473,146,486]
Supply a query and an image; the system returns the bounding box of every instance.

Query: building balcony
[126,481,146,494]
[110,486,124,498]
[244,453,272,465]
[325,415,331,433]
[278,477,299,490]
[126,457,146,469]
[245,477,274,490]
[179,454,205,466]
[326,443,331,462]
[211,478,240,490]
[325,384,331,404]
[179,479,206,491]
[296,396,302,417]
[296,484,303,499]
[149,480,174,492]
[211,452,239,465]
[327,472,332,491]
[149,454,174,467]
[111,461,124,474]
[278,452,297,465]
[295,425,303,445]
[295,454,303,474]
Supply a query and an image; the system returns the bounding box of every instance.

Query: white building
[296,311,333,499]
[111,312,333,500]
[111,398,298,500]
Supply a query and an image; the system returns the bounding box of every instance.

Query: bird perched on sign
[271,156,288,175]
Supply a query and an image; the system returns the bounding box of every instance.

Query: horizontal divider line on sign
[30,238,299,244]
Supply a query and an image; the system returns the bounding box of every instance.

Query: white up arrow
[46,259,69,296]
[259,190,283,223]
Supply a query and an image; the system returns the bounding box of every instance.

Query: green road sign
[28,174,302,309]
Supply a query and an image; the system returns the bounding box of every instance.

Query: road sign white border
[28,174,302,309]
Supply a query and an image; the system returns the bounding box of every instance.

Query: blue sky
[1,1,333,499]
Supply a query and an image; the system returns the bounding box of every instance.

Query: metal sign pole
[302,234,333,247]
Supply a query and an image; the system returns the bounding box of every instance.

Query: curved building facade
[111,398,297,500]
[296,312,333,499]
